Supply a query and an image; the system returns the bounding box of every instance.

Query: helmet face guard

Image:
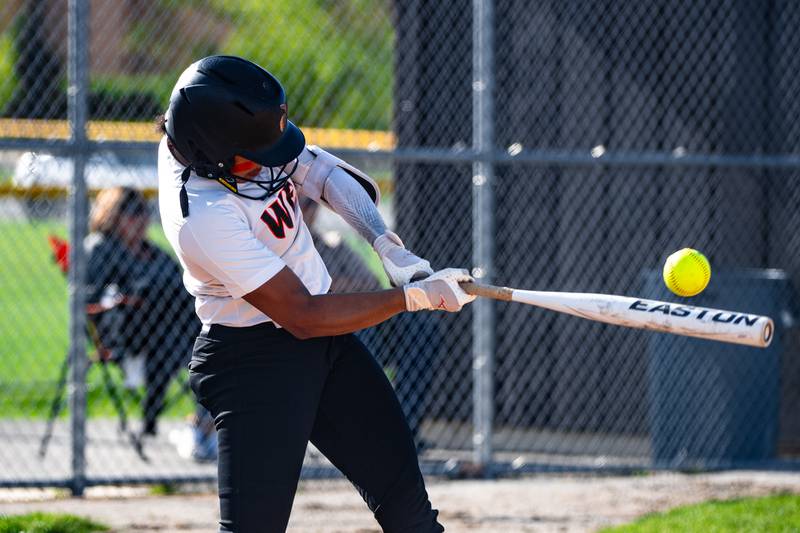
[165,55,306,201]
[215,159,299,201]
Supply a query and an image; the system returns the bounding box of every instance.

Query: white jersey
[157,137,331,327]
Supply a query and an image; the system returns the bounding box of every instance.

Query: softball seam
[667,251,710,297]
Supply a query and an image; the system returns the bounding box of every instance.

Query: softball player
[157,55,474,532]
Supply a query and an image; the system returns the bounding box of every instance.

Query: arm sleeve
[292,145,386,244]
[322,166,387,244]
[179,204,287,299]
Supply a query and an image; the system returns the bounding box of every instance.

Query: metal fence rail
[0,0,799,495]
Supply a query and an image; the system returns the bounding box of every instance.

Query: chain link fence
[1,0,799,493]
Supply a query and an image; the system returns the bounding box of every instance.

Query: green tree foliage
[215,0,394,130]
[1,0,394,129]
[0,33,17,108]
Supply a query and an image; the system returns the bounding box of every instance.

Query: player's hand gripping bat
[459,282,774,348]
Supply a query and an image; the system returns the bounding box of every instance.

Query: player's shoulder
[179,187,249,244]
[157,136,185,197]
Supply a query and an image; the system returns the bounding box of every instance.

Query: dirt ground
[0,471,799,532]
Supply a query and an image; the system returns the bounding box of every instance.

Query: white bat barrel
[510,290,774,348]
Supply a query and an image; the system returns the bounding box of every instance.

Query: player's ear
[154,114,167,133]
[231,157,261,175]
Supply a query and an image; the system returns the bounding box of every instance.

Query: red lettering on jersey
[260,182,296,239]
[283,180,297,210]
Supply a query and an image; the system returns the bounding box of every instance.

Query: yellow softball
[663,248,711,297]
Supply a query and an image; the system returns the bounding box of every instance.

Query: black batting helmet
[165,55,305,182]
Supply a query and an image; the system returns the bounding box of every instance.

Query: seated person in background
[86,187,212,457]
[300,196,438,450]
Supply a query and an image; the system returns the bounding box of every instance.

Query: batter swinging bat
[460,282,774,348]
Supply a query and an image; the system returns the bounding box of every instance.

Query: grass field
[0,218,192,419]
[601,493,800,532]
[0,512,107,533]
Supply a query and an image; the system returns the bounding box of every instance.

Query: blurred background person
[86,186,215,461]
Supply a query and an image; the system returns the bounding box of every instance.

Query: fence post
[67,0,90,497]
[472,0,495,472]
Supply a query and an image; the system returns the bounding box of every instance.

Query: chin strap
[217,175,240,194]
[180,166,191,217]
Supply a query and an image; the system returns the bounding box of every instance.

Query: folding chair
[39,235,192,461]
[38,323,144,459]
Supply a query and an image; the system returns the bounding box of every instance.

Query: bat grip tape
[460,282,514,301]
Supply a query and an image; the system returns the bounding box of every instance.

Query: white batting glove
[373,230,434,286]
[403,268,477,312]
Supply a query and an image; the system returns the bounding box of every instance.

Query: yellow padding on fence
[0,119,397,150]
[0,184,159,200]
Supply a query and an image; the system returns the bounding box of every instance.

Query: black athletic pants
[189,322,444,533]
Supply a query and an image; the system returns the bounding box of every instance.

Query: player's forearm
[243,266,409,339]
[293,269,478,337]
[291,289,406,338]
[243,267,473,339]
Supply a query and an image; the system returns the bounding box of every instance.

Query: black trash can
[642,269,791,467]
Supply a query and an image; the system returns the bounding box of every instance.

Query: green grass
[0,512,108,533]
[343,231,391,289]
[149,482,180,496]
[0,220,68,388]
[600,493,800,532]
[0,219,192,419]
